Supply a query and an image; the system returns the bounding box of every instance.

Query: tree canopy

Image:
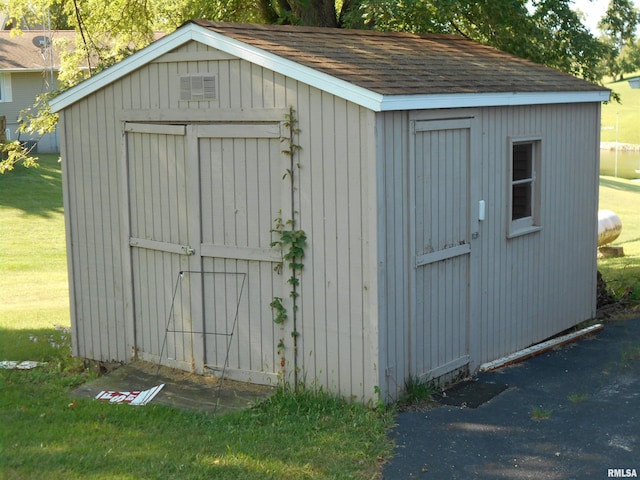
[0,0,617,84]
[598,0,640,80]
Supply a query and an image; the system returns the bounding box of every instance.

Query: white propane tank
[598,210,622,247]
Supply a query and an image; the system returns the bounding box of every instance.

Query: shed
[49,20,610,403]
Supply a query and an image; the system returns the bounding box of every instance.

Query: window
[509,137,541,237]
[0,73,12,102]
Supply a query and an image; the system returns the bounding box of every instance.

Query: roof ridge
[191,20,463,40]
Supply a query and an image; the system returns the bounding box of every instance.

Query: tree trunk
[288,0,338,27]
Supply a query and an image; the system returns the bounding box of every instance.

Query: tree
[344,0,608,84]
[1,0,158,172]
[598,0,640,80]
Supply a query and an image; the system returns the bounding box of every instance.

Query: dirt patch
[71,361,276,414]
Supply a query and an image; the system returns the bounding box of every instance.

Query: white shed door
[126,122,283,384]
[411,118,475,380]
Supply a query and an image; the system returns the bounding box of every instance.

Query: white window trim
[507,135,542,238]
[0,73,12,102]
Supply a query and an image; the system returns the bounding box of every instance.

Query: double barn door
[126,122,284,383]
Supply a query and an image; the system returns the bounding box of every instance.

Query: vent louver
[180,75,216,101]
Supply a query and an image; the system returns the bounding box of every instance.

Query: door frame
[408,109,482,379]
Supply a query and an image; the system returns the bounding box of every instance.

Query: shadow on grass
[0,326,71,362]
[599,176,640,194]
[0,155,63,217]
[599,259,640,301]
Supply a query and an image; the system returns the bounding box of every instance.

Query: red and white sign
[95,384,164,406]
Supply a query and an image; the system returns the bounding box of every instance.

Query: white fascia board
[187,27,384,110]
[49,27,198,112]
[378,90,611,111]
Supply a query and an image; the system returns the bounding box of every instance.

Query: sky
[571,0,640,34]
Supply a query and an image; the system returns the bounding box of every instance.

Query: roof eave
[1,67,61,73]
[377,90,612,111]
[50,26,200,112]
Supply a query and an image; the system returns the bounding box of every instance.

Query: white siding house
[0,30,78,153]
[49,21,610,403]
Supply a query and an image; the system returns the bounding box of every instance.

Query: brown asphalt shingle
[0,30,76,70]
[192,20,607,96]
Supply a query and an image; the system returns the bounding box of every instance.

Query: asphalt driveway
[384,317,640,480]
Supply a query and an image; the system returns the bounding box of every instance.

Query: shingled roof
[50,21,610,113]
[0,30,76,71]
[193,20,605,97]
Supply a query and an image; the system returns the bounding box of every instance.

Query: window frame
[507,135,542,238]
[0,73,12,103]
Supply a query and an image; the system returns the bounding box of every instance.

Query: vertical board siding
[62,99,128,363]
[476,104,598,365]
[379,103,599,400]
[61,41,379,401]
[295,87,377,400]
[376,111,410,400]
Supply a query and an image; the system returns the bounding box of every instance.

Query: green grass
[398,375,436,409]
[1,363,393,479]
[601,72,640,145]
[529,405,553,420]
[598,176,640,301]
[0,155,69,332]
[0,157,394,480]
[620,343,640,367]
[567,392,589,404]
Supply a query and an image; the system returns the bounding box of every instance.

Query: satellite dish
[32,35,52,49]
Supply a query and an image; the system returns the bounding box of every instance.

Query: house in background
[50,21,610,403]
[0,29,76,153]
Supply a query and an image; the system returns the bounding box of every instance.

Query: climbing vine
[270,106,306,386]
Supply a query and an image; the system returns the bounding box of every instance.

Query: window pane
[513,143,532,181]
[512,183,532,220]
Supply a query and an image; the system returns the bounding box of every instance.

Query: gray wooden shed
[49,21,610,403]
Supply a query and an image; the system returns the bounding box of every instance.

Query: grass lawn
[0,156,394,480]
[599,73,640,299]
[598,175,640,301]
[601,72,640,145]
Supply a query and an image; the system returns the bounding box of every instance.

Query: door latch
[472,232,480,240]
[182,246,195,256]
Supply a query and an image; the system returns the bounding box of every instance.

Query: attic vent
[180,75,216,101]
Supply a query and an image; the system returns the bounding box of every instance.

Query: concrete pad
[71,361,276,415]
